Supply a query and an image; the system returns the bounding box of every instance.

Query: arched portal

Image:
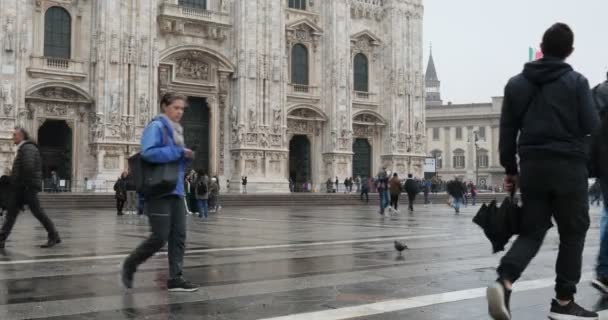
[38,120,72,184]
[352,138,371,179]
[289,135,311,192]
[182,97,211,172]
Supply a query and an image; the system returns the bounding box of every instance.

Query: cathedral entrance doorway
[352,138,371,179]
[289,135,311,192]
[182,97,210,173]
[38,119,72,184]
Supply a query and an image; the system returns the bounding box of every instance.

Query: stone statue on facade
[248,107,257,130]
[4,17,14,52]
[138,94,149,126]
[109,92,120,122]
[272,108,281,133]
[259,132,268,148]
[1,81,13,111]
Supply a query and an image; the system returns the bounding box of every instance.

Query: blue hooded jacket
[140,115,187,197]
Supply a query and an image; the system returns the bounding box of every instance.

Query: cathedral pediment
[350,30,382,46]
[286,18,323,35]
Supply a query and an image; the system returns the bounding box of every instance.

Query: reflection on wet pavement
[0,204,605,319]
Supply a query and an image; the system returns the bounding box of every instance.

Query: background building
[0,0,426,192]
[425,51,503,189]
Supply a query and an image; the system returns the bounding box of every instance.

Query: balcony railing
[27,56,86,79]
[159,3,231,26]
[352,0,384,6]
[288,84,319,96]
[353,91,378,103]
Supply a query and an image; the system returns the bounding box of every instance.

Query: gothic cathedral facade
[0,0,425,192]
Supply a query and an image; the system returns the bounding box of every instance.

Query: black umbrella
[472,195,523,253]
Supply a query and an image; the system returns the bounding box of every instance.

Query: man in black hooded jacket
[486,23,599,320]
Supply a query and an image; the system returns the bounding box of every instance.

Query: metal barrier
[41,180,114,193]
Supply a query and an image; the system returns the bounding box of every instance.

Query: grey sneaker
[487,280,511,320]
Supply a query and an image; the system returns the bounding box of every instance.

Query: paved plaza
[0,201,607,319]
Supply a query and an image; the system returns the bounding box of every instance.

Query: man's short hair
[408,174,413,178]
[14,127,30,140]
[542,23,574,59]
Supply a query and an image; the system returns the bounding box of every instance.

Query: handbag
[129,153,179,198]
[128,121,179,198]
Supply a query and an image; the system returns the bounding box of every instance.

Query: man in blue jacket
[487,23,599,320]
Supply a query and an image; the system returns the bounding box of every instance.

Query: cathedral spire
[425,45,442,106]
[425,46,439,82]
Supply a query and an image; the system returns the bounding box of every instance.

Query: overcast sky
[423,0,608,104]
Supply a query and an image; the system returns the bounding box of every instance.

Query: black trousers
[360,190,369,202]
[407,193,416,210]
[497,159,589,300]
[390,194,399,210]
[124,195,187,281]
[0,188,59,241]
[116,198,126,213]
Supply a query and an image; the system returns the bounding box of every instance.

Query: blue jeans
[197,199,209,218]
[453,197,463,211]
[379,190,390,211]
[598,206,608,277]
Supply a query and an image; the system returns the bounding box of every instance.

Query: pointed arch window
[288,0,306,10]
[291,44,309,85]
[354,53,369,92]
[179,0,207,9]
[44,7,71,59]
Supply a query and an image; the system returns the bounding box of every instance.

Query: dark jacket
[592,79,608,196]
[404,178,419,195]
[114,177,128,200]
[12,141,43,191]
[593,79,608,114]
[446,180,465,199]
[499,57,600,175]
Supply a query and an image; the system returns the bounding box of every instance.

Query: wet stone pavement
[0,200,607,319]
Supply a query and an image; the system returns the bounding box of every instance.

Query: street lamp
[473,130,480,186]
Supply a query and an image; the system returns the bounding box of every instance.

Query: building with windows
[0,0,426,193]
[425,51,503,189]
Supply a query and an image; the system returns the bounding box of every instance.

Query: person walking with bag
[0,127,61,249]
[487,23,599,320]
[121,93,198,292]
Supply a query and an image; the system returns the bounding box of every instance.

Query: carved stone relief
[1,81,14,116]
[103,155,119,169]
[138,94,149,126]
[175,55,209,82]
[140,36,149,67]
[110,33,119,64]
[350,0,385,21]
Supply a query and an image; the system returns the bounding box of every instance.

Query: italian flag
[529,47,543,61]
